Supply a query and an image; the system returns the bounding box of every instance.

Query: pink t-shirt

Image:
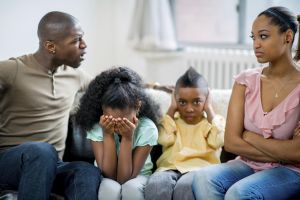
[235,67,300,172]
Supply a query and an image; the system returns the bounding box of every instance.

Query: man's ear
[44,40,56,54]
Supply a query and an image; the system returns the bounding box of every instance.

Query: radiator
[185,48,258,89]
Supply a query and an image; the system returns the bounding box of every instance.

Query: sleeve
[0,59,18,95]
[157,114,177,148]
[234,70,248,86]
[205,115,225,149]
[78,68,93,92]
[86,124,104,142]
[134,118,158,147]
[234,68,261,95]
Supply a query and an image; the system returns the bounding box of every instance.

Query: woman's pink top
[235,67,300,172]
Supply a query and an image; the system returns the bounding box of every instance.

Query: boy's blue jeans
[192,160,300,200]
[0,141,101,200]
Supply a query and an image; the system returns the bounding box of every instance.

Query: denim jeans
[98,176,148,200]
[0,142,101,200]
[145,170,195,200]
[192,160,300,200]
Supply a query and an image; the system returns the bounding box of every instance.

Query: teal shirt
[87,117,158,176]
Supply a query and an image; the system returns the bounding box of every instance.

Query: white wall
[1,0,299,85]
[0,0,145,77]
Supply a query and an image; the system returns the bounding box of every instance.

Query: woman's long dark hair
[75,66,161,132]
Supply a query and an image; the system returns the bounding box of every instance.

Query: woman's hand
[100,115,116,135]
[115,117,138,140]
[293,121,300,138]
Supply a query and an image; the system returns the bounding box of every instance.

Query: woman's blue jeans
[192,160,300,200]
[0,141,101,200]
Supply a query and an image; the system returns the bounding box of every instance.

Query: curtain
[128,0,178,51]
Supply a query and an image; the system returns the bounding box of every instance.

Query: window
[174,0,300,47]
[175,0,239,45]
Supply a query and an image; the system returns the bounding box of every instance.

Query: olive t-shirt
[0,54,91,158]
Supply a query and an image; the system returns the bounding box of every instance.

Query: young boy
[145,67,225,200]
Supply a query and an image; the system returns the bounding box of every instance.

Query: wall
[1,0,299,86]
[0,0,145,77]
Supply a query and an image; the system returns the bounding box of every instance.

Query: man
[0,11,101,199]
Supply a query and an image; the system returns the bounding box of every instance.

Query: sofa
[142,88,236,165]
[0,88,234,199]
[63,87,236,166]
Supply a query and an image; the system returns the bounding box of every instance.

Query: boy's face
[176,87,206,124]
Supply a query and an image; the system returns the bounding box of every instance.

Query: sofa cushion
[63,116,95,164]
[66,88,235,170]
[145,88,232,118]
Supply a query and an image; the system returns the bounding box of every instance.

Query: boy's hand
[204,89,213,113]
[100,115,116,135]
[204,89,215,123]
[115,117,138,140]
[167,92,178,118]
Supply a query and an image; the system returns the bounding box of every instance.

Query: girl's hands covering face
[100,115,116,135]
[115,116,138,140]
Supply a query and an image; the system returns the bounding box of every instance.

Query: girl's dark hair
[75,66,161,132]
[258,6,300,61]
[175,67,208,96]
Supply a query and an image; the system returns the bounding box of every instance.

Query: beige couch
[145,88,235,165]
[145,88,232,119]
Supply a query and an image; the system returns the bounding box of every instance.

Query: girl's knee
[98,178,121,199]
[122,176,148,200]
[122,177,146,193]
[122,180,144,200]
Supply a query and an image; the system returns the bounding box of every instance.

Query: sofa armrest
[63,116,95,164]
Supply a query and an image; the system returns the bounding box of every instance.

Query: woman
[192,6,300,200]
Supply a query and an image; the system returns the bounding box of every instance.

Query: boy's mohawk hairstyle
[175,66,209,95]
[185,67,200,84]
[176,67,206,87]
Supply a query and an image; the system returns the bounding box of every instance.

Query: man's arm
[0,59,19,97]
[78,68,93,92]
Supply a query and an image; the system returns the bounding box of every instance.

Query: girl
[192,7,300,200]
[75,66,160,200]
